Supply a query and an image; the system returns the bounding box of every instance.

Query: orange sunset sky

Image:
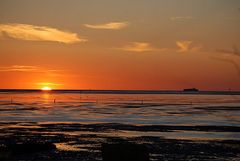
[0,0,240,90]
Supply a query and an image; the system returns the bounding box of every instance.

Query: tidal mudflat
[0,91,240,160]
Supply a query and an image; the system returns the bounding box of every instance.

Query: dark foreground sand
[0,122,240,161]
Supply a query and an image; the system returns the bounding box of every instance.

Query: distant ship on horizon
[183,88,199,92]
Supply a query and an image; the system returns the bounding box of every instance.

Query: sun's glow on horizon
[41,86,52,91]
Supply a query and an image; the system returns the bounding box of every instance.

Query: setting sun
[41,86,52,91]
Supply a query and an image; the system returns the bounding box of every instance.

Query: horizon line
[0,89,240,94]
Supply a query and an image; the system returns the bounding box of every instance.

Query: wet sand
[0,122,240,161]
[0,93,240,160]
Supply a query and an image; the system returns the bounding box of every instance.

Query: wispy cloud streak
[0,65,39,72]
[211,57,240,78]
[84,22,129,30]
[177,41,202,52]
[0,65,64,77]
[116,41,203,53]
[116,42,167,52]
[217,46,240,57]
[177,41,192,52]
[170,16,193,21]
[0,23,87,43]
